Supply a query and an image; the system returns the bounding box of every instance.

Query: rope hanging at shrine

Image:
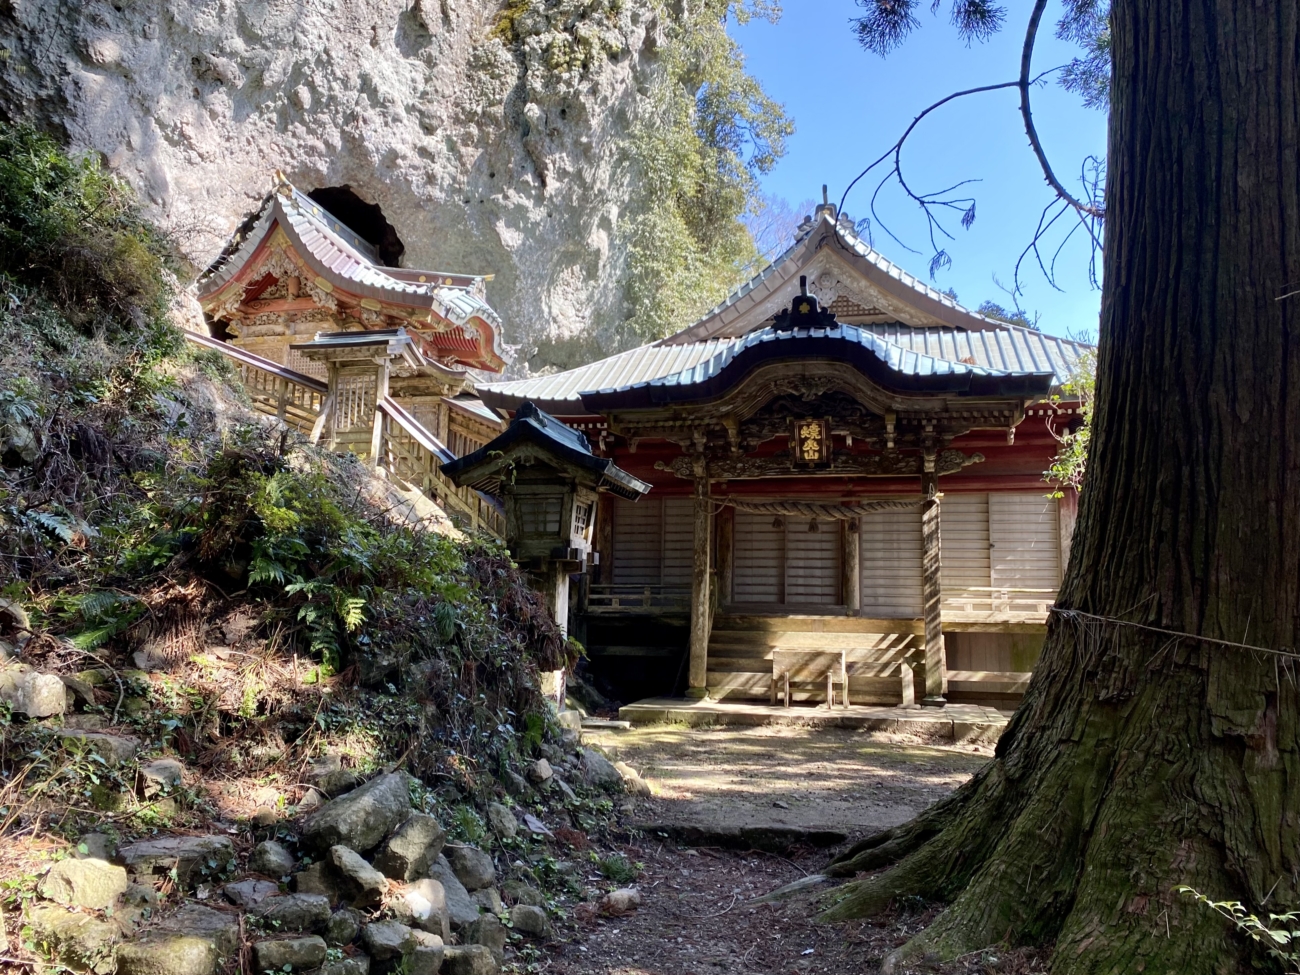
[713,496,928,520]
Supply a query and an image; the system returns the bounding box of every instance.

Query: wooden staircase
[705,613,924,705]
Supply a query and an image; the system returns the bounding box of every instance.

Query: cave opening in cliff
[307,186,406,267]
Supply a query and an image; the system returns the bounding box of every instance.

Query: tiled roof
[478,322,1087,414]
[198,176,504,370]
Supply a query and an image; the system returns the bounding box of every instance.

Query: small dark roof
[441,402,651,501]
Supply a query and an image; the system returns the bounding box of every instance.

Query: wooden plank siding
[860,505,925,617]
[611,497,693,586]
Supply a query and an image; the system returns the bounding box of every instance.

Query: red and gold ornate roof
[197,174,506,373]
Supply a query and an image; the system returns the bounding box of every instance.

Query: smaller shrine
[197,174,506,377]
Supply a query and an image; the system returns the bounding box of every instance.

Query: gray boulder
[301,773,411,853]
[250,893,332,932]
[445,845,495,891]
[248,839,296,877]
[362,919,414,961]
[442,944,499,975]
[472,888,502,914]
[40,857,129,910]
[326,906,364,946]
[52,729,140,764]
[411,942,444,975]
[292,860,341,903]
[140,758,184,794]
[485,803,517,840]
[75,832,116,860]
[116,903,240,975]
[390,878,450,940]
[467,913,506,965]
[525,759,553,785]
[502,880,544,907]
[0,666,66,717]
[26,903,120,974]
[223,879,278,907]
[429,855,480,929]
[118,836,234,888]
[252,935,327,972]
[372,812,445,881]
[322,958,371,975]
[579,748,624,790]
[330,845,389,905]
[509,904,552,939]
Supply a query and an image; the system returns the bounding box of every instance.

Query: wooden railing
[377,396,506,539]
[588,584,692,614]
[940,587,1057,621]
[185,332,504,541]
[184,331,327,434]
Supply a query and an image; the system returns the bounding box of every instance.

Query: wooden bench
[770,650,849,709]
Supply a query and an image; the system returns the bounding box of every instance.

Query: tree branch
[1020,0,1104,220]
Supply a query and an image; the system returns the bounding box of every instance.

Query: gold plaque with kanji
[791,417,830,467]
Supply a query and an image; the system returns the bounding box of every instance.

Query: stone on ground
[411,943,444,975]
[391,878,450,939]
[250,893,332,931]
[429,854,481,928]
[40,857,129,909]
[372,812,445,880]
[223,878,279,907]
[53,729,141,763]
[509,904,551,938]
[326,906,364,945]
[116,903,240,975]
[503,880,544,906]
[76,832,116,860]
[485,802,517,840]
[525,758,553,784]
[252,935,328,972]
[140,758,184,794]
[445,844,495,891]
[322,958,371,975]
[248,838,296,877]
[467,913,506,964]
[26,903,120,974]
[578,748,623,790]
[0,667,66,717]
[613,760,652,796]
[600,887,641,915]
[118,835,234,887]
[330,845,389,905]
[442,943,498,975]
[301,772,411,853]
[292,860,341,902]
[502,769,530,796]
[362,919,414,960]
[472,887,502,914]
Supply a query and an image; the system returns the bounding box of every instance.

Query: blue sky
[733,1,1108,340]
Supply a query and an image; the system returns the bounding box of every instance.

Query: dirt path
[541,725,1009,975]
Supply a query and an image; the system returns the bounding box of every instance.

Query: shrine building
[476,203,1091,708]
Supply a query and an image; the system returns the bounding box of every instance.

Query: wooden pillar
[1057,489,1078,575]
[921,466,946,705]
[843,518,860,614]
[551,562,571,639]
[687,477,712,697]
[368,358,390,469]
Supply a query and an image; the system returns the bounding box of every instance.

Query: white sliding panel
[860,504,924,617]
[661,498,695,587]
[989,493,1061,591]
[733,510,784,603]
[785,518,841,606]
[940,493,992,607]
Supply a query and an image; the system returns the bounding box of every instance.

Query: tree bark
[823,3,1300,971]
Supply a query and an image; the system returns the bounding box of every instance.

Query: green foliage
[1044,344,1095,496]
[593,851,642,885]
[976,300,1039,331]
[621,1,793,342]
[0,123,175,331]
[1180,888,1300,973]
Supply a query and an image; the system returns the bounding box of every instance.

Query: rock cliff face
[0,0,665,373]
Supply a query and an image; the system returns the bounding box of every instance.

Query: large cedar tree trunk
[820,3,1300,971]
